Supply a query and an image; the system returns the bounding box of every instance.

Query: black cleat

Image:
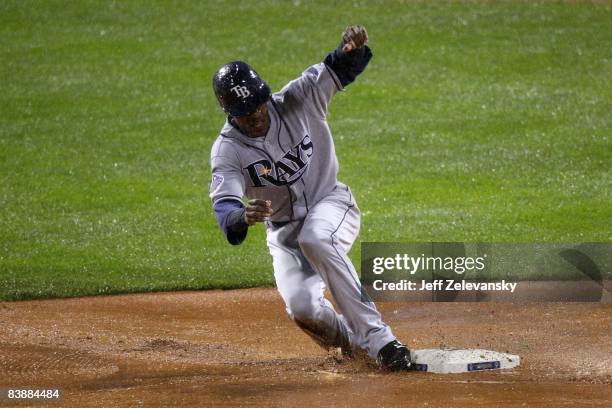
[377,340,414,372]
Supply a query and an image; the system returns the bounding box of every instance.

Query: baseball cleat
[377,340,414,372]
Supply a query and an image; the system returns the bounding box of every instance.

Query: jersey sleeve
[279,43,372,119]
[209,138,250,245]
[279,62,344,119]
[209,140,245,206]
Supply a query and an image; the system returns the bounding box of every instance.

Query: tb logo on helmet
[230,85,250,99]
[213,61,271,116]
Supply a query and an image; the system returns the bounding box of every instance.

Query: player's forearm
[323,42,372,87]
[213,199,249,245]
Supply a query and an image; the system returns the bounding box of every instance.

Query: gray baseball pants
[265,183,395,359]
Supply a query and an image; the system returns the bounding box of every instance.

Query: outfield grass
[1,1,610,300]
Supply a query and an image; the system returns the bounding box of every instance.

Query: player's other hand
[342,25,368,53]
[244,199,272,225]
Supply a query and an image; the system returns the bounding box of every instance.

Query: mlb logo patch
[210,174,224,192]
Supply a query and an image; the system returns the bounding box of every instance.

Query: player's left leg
[297,183,397,359]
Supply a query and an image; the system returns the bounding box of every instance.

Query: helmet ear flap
[212,61,271,117]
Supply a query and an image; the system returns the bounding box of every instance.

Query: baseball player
[209,26,413,371]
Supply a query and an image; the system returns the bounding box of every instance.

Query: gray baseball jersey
[209,62,341,220]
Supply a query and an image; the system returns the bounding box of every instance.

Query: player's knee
[286,292,318,321]
[297,227,331,256]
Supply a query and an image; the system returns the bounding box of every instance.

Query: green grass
[1,0,610,300]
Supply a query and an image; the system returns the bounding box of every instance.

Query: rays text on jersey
[245,135,313,187]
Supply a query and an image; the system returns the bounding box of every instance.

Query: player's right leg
[296,186,397,360]
[265,221,353,354]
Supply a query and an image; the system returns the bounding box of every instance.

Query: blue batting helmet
[212,61,271,117]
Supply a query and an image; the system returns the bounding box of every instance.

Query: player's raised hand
[244,199,273,225]
[342,25,368,53]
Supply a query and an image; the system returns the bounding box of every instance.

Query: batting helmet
[212,61,271,117]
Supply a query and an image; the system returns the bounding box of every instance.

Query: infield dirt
[1,288,610,406]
